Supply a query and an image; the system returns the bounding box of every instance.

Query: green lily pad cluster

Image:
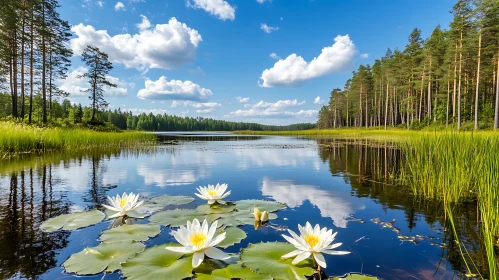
[39,194,376,279]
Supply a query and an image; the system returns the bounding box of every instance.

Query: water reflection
[261,177,363,228]
[0,136,489,279]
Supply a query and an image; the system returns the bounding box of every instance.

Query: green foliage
[241,242,316,280]
[196,263,272,280]
[0,121,154,155]
[63,242,145,274]
[121,245,193,280]
[99,224,161,243]
[40,210,105,232]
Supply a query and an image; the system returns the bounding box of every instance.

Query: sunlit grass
[0,121,154,156]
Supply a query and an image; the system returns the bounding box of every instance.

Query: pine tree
[78,45,117,123]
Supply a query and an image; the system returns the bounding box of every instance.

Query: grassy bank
[0,121,155,156]
[240,128,499,278]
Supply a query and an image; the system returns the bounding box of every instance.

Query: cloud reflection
[261,177,363,228]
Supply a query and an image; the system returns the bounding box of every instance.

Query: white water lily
[102,192,144,219]
[195,183,231,204]
[165,219,230,268]
[281,222,350,268]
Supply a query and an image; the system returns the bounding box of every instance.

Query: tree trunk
[42,0,47,124]
[428,55,432,122]
[474,29,481,130]
[29,4,34,124]
[494,51,499,129]
[453,43,458,119]
[12,32,18,118]
[365,85,368,128]
[49,39,52,119]
[384,80,389,129]
[359,83,363,127]
[457,29,463,130]
[21,1,26,120]
[445,64,450,127]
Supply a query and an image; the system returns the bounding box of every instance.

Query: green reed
[400,132,499,279]
[0,121,155,156]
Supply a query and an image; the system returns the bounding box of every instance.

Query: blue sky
[58,0,455,125]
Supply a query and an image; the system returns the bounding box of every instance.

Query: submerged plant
[195,183,231,204]
[281,222,350,269]
[165,219,230,268]
[102,192,144,219]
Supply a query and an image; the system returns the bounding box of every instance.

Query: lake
[0,133,477,279]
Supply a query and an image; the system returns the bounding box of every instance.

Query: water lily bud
[261,211,269,222]
[253,207,262,221]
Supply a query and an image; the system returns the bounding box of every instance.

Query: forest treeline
[0,93,315,131]
[0,0,314,131]
[317,0,499,130]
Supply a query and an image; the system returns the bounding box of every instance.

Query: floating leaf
[218,211,278,227]
[217,227,247,248]
[196,263,272,280]
[100,224,161,243]
[40,210,105,232]
[193,258,227,275]
[197,204,236,214]
[241,242,315,280]
[63,242,145,275]
[148,195,195,206]
[332,273,379,280]
[122,245,193,280]
[149,209,217,227]
[234,200,286,213]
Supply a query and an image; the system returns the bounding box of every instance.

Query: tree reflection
[316,139,488,278]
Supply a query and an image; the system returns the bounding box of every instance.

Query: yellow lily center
[119,198,130,208]
[208,190,218,196]
[190,232,207,248]
[303,234,320,248]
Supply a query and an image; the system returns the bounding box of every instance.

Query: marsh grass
[246,128,499,278]
[0,121,154,157]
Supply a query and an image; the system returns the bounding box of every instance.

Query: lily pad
[148,194,195,206]
[196,263,272,280]
[218,211,278,227]
[40,210,105,232]
[332,273,378,280]
[149,209,218,227]
[197,204,236,214]
[241,242,315,280]
[234,200,286,213]
[122,244,193,280]
[63,242,145,275]
[100,224,161,243]
[217,227,247,248]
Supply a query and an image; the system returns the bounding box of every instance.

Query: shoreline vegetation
[0,121,154,157]
[239,128,499,278]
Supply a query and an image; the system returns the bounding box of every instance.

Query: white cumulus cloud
[236,97,249,103]
[313,96,324,105]
[137,76,212,102]
[269,52,280,60]
[127,108,170,115]
[226,99,317,118]
[171,100,221,113]
[114,1,125,11]
[97,1,103,7]
[71,17,202,71]
[137,15,151,30]
[360,53,369,59]
[187,0,235,21]
[261,23,279,33]
[59,66,128,97]
[259,35,357,87]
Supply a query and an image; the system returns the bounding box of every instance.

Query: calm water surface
[0,134,477,279]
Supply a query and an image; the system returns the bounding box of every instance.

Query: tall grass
[244,128,499,278]
[400,132,499,279]
[0,121,154,156]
